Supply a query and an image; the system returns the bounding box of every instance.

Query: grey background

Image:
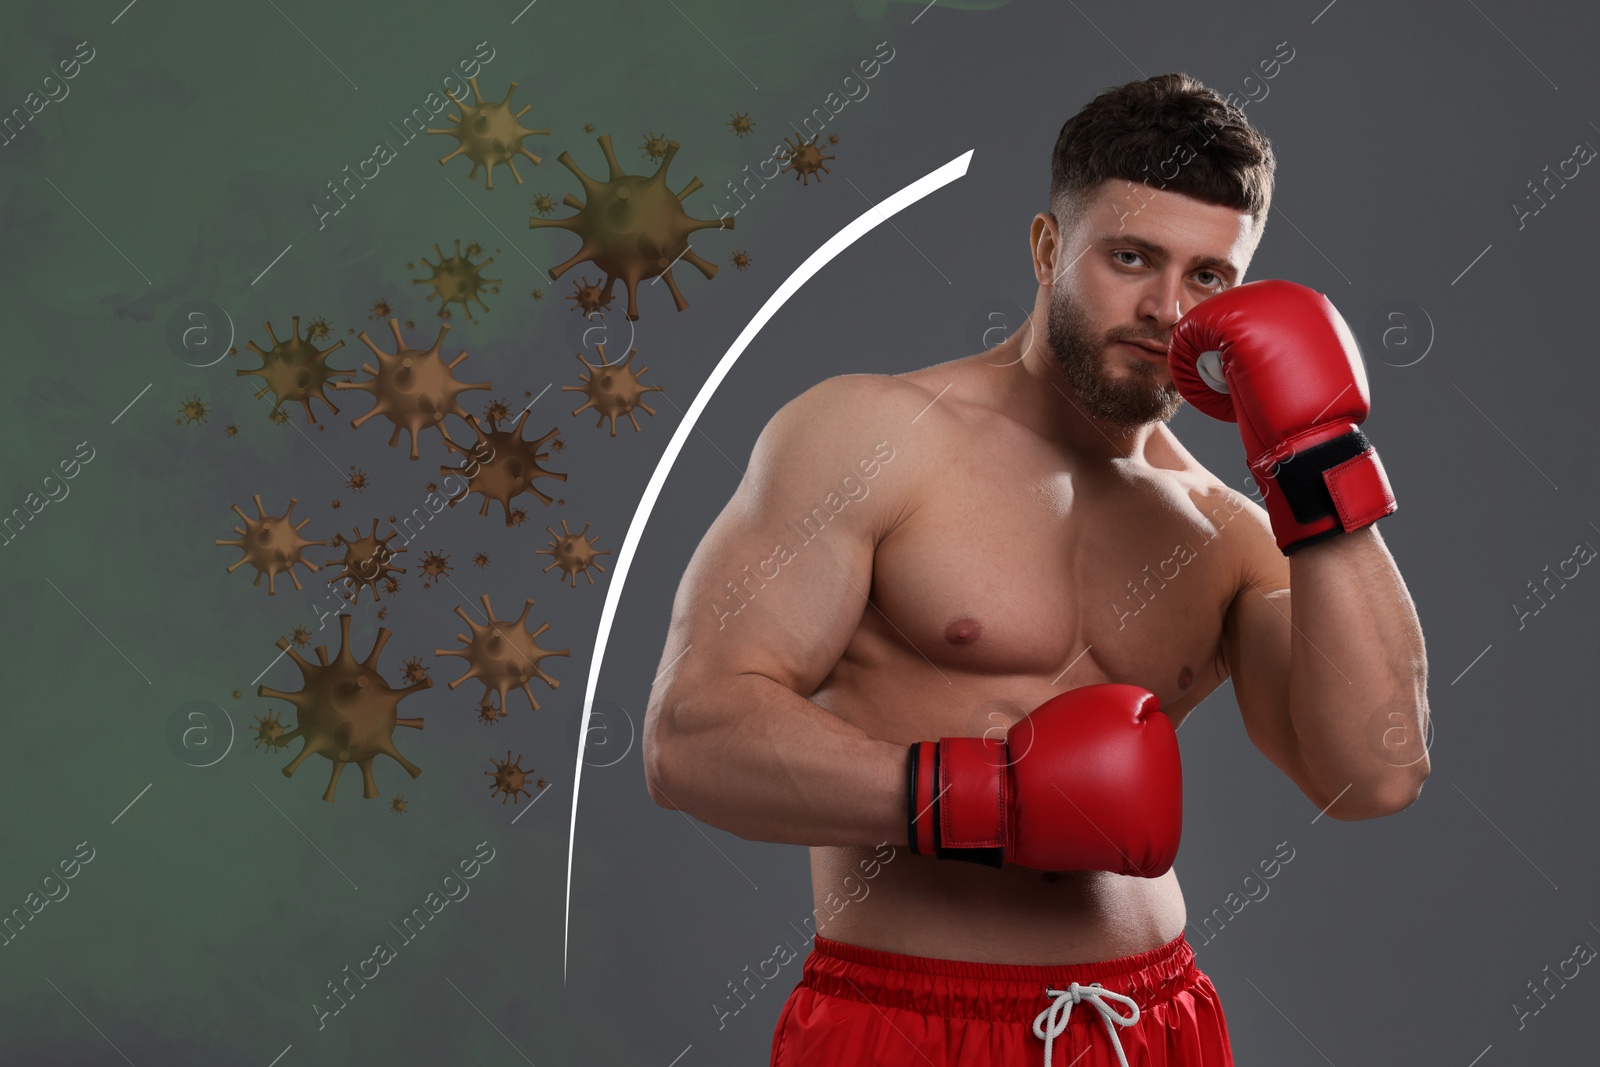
[0,0,1594,1063]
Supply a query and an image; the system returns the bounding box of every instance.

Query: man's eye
[1114,251,1143,266]
[1196,271,1224,287]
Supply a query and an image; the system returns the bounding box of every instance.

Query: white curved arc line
[563,150,975,981]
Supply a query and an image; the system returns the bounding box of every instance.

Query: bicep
[650,377,914,716]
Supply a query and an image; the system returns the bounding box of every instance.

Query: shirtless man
[643,72,1430,1066]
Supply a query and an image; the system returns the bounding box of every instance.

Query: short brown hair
[1049,73,1276,237]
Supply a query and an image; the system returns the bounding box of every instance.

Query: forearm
[645,672,909,847]
[1287,526,1430,815]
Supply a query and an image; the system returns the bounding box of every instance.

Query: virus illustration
[383,575,400,595]
[419,549,452,588]
[528,133,734,321]
[730,250,752,271]
[564,344,662,436]
[260,614,428,802]
[728,111,755,138]
[253,709,289,752]
[390,795,408,814]
[486,751,538,804]
[376,607,388,620]
[345,466,369,493]
[426,482,439,494]
[582,122,595,134]
[400,656,430,684]
[224,423,239,438]
[232,689,243,700]
[530,193,556,217]
[530,288,544,301]
[413,239,501,321]
[548,437,565,453]
[439,411,567,525]
[216,495,325,595]
[427,77,550,189]
[307,317,333,339]
[828,133,840,145]
[640,131,670,161]
[537,520,611,588]
[290,624,312,647]
[268,407,291,426]
[330,498,342,510]
[509,507,528,526]
[473,552,490,569]
[482,398,511,425]
[325,519,407,604]
[334,319,490,460]
[179,395,210,425]
[566,275,613,319]
[476,698,504,725]
[370,299,393,320]
[437,594,569,714]
[776,133,835,185]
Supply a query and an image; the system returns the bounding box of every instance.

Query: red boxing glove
[1167,279,1398,554]
[906,684,1182,877]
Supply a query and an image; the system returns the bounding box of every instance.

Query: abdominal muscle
[810,844,1186,965]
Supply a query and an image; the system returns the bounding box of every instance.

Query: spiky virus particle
[224,423,240,437]
[268,407,291,426]
[427,77,550,189]
[728,111,755,138]
[400,656,430,684]
[216,495,325,596]
[413,239,501,321]
[828,133,840,145]
[530,193,555,217]
[482,398,511,425]
[486,751,537,804]
[548,437,566,453]
[476,698,504,725]
[291,624,312,647]
[330,498,342,510]
[180,395,210,425]
[566,275,613,319]
[259,614,428,801]
[232,689,243,700]
[437,594,569,713]
[527,133,734,321]
[383,576,400,595]
[334,319,490,460]
[473,552,490,569]
[530,288,544,302]
[582,122,595,134]
[345,466,369,493]
[377,607,388,620]
[439,412,567,526]
[564,344,662,436]
[776,133,835,185]
[538,520,611,588]
[390,794,408,814]
[369,299,393,320]
[325,519,407,604]
[730,250,752,271]
[307,317,333,339]
[253,708,289,752]
[418,549,452,588]
[640,131,670,162]
[509,507,528,527]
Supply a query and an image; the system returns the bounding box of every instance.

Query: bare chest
[857,440,1246,724]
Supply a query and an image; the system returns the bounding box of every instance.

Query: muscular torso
[807,357,1250,964]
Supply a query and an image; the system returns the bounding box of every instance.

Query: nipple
[945,617,983,645]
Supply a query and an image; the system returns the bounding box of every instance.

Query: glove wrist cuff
[906,739,1006,868]
[1252,428,1398,554]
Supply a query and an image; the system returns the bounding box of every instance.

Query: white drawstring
[1032,981,1141,1067]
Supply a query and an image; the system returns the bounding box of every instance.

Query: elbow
[1321,760,1430,821]
[642,696,685,811]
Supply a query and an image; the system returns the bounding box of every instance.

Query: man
[643,72,1430,1066]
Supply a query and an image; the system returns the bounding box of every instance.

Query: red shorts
[770,933,1232,1066]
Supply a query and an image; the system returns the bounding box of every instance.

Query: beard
[1046,284,1184,428]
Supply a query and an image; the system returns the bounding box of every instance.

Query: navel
[944,617,984,645]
